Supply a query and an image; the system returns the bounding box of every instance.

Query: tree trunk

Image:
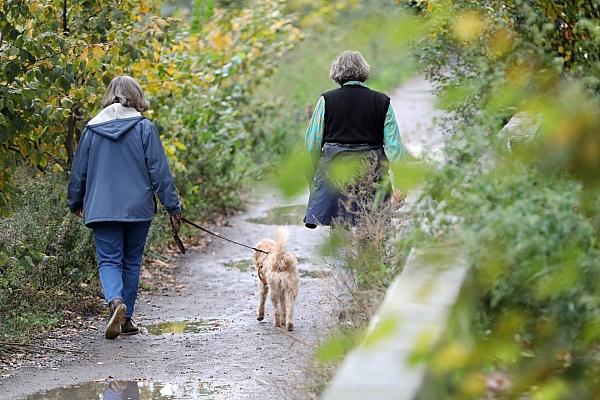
[62,0,70,35]
[65,106,79,168]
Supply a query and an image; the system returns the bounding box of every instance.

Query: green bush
[410,136,600,397]
[0,169,98,340]
[393,0,600,396]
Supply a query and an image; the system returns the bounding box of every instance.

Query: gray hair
[329,51,371,85]
[101,75,150,112]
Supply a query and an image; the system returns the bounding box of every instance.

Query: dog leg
[270,289,281,327]
[257,282,268,321]
[279,292,287,328]
[285,290,296,331]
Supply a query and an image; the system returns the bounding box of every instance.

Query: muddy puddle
[144,319,221,335]
[24,379,228,400]
[246,204,306,225]
[223,259,254,272]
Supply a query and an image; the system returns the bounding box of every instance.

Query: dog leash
[174,217,269,255]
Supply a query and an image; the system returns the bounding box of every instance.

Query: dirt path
[1,190,338,400]
[1,75,442,400]
[390,76,446,161]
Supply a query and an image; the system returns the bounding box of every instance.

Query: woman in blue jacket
[68,75,182,340]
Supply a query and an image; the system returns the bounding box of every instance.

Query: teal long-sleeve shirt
[304,81,404,173]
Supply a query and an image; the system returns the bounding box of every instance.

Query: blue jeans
[91,221,152,318]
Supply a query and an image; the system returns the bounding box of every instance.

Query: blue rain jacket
[67,116,181,226]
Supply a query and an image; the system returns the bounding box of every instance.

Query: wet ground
[24,379,229,400]
[0,192,339,400]
[1,76,443,400]
[390,77,446,161]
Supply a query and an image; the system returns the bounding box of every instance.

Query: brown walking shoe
[105,299,127,340]
[120,318,140,336]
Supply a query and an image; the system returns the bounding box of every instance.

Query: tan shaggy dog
[253,227,300,331]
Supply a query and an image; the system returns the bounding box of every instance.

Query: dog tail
[273,226,289,269]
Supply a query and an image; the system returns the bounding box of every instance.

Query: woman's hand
[75,209,84,218]
[170,213,182,233]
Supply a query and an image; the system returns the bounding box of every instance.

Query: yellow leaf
[166,64,176,76]
[92,46,105,60]
[212,31,233,50]
[174,141,187,151]
[431,341,470,373]
[488,28,513,57]
[138,1,152,14]
[451,11,484,42]
[30,1,44,13]
[165,144,176,157]
[461,372,486,396]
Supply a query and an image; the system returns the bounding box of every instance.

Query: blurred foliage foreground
[0,0,309,340]
[301,1,600,399]
[398,1,600,399]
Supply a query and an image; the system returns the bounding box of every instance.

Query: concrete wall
[322,247,468,400]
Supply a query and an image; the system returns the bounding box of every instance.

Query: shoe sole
[120,330,139,336]
[105,304,127,340]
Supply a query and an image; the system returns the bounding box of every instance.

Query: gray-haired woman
[68,75,182,339]
[304,51,404,228]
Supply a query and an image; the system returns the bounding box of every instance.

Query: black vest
[322,85,390,146]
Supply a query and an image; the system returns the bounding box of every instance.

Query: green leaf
[364,316,400,348]
[316,330,360,363]
[390,160,431,191]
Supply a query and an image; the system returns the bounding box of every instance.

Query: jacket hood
[87,116,144,141]
[86,103,144,141]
